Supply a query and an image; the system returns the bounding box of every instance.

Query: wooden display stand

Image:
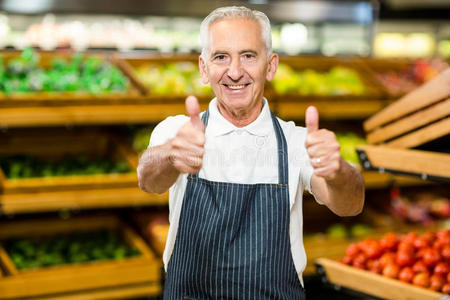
[0,214,161,299]
[0,50,141,105]
[316,258,445,300]
[357,69,450,181]
[0,129,168,214]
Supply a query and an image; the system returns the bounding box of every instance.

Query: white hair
[200,6,273,61]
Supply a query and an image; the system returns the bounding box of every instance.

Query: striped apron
[164,109,305,299]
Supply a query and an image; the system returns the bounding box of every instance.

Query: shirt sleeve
[148,115,190,148]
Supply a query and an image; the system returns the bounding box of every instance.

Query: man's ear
[199,55,210,84]
[266,53,279,82]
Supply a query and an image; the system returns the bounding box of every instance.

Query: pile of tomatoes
[341,229,450,294]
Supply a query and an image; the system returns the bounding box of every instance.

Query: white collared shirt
[147,98,315,284]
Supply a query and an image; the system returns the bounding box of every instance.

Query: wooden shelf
[276,99,387,120]
[0,188,168,214]
[316,258,444,300]
[0,215,162,299]
[362,171,433,189]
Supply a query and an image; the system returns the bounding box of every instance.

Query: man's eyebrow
[240,50,257,55]
[211,51,228,57]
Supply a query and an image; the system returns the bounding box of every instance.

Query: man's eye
[214,55,226,60]
[244,54,255,59]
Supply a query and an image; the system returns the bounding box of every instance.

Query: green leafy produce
[0,48,129,94]
[272,63,365,96]
[0,155,131,179]
[4,230,140,270]
[135,62,212,96]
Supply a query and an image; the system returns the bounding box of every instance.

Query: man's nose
[227,58,244,81]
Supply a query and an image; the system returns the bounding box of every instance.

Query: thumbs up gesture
[169,96,206,174]
[304,106,341,180]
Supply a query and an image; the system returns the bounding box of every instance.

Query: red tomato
[398,267,414,283]
[396,250,415,267]
[412,260,429,274]
[398,242,415,254]
[430,274,445,291]
[352,260,366,270]
[353,253,368,266]
[421,232,436,243]
[382,263,400,279]
[413,236,431,250]
[436,229,450,245]
[447,272,450,283]
[416,248,427,260]
[423,248,442,267]
[379,252,396,268]
[441,283,450,294]
[442,245,450,260]
[342,255,353,265]
[412,272,430,288]
[361,239,382,259]
[346,243,361,257]
[434,262,450,277]
[433,239,445,251]
[402,232,419,244]
[380,232,399,252]
[367,259,382,274]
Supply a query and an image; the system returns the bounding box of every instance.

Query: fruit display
[340,230,450,294]
[311,223,373,239]
[372,59,448,96]
[271,63,365,96]
[0,155,131,179]
[336,132,366,167]
[4,230,141,270]
[390,188,450,226]
[134,61,212,96]
[0,48,130,94]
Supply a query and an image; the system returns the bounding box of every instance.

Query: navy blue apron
[164,109,305,299]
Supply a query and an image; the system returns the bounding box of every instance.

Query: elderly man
[138,6,364,299]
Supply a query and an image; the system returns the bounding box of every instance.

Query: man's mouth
[223,83,250,90]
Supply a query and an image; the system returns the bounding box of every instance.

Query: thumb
[305,106,319,134]
[185,95,204,131]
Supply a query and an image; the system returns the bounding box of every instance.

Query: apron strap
[192,107,289,185]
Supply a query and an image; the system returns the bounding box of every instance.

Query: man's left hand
[304,105,341,181]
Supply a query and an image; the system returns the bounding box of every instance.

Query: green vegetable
[4,230,140,270]
[0,48,129,94]
[0,154,131,179]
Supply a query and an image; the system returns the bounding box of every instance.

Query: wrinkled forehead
[206,17,265,54]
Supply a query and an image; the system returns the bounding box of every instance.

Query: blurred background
[0,1,449,299]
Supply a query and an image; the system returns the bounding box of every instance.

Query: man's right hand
[169,96,206,174]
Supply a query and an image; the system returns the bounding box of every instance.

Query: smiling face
[199,17,278,126]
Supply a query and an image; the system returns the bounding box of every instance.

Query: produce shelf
[357,145,450,183]
[315,258,445,300]
[0,187,168,214]
[362,171,434,189]
[0,103,211,128]
[0,215,161,299]
[0,130,137,194]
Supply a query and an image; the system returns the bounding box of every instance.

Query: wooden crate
[0,129,138,195]
[316,258,445,300]
[0,214,161,299]
[113,53,214,102]
[272,55,384,101]
[0,50,141,105]
[359,58,418,99]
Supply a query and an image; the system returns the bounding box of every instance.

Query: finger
[185,95,204,131]
[305,106,319,134]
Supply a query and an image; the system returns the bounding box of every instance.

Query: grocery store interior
[0,0,449,299]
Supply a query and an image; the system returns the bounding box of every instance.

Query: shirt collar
[207,98,272,137]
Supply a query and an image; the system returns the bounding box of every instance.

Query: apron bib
[164,109,305,299]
